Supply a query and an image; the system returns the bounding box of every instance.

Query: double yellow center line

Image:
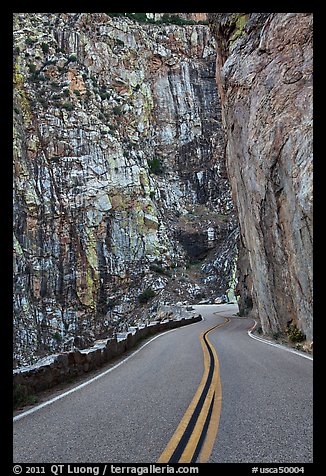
[157,318,230,463]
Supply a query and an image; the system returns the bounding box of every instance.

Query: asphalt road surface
[13,304,313,463]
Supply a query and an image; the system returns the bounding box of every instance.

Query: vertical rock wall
[13,13,237,366]
[208,13,313,339]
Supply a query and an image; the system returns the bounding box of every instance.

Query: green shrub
[13,384,38,409]
[39,98,49,108]
[138,288,156,304]
[129,13,148,23]
[62,102,74,111]
[161,14,182,24]
[52,331,62,341]
[63,88,70,97]
[286,323,305,343]
[115,38,125,47]
[159,14,197,25]
[149,263,172,277]
[41,42,49,54]
[25,37,36,46]
[27,63,37,74]
[106,13,125,18]
[44,59,57,66]
[100,91,109,100]
[68,54,77,62]
[149,263,165,274]
[113,105,123,116]
[148,157,164,175]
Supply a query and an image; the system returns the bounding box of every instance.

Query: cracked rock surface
[208,13,313,339]
[13,13,238,366]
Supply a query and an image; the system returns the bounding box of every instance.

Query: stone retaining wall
[13,312,201,401]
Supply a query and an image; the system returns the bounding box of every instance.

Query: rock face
[13,13,237,366]
[208,13,313,339]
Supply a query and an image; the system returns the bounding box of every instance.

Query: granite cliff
[13,13,237,366]
[13,12,312,367]
[208,13,313,341]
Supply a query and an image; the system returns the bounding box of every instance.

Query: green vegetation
[228,14,248,48]
[68,54,77,62]
[63,88,70,97]
[106,12,208,25]
[27,63,37,74]
[147,157,164,175]
[113,105,123,116]
[52,331,62,341]
[114,38,125,47]
[149,263,172,277]
[160,14,199,25]
[62,102,74,111]
[25,37,36,46]
[44,59,57,66]
[100,91,110,100]
[149,263,166,275]
[27,63,40,82]
[138,287,156,304]
[13,384,38,409]
[41,42,49,54]
[39,97,49,108]
[286,323,305,343]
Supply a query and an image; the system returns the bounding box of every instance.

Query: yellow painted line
[157,329,210,463]
[157,318,230,463]
[198,338,222,462]
[178,343,215,463]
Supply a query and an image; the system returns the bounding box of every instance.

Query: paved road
[13,304,313,463]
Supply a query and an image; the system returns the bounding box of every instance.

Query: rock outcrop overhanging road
[13,305,313,463]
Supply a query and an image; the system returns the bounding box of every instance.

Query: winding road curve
[13,304,313,463]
